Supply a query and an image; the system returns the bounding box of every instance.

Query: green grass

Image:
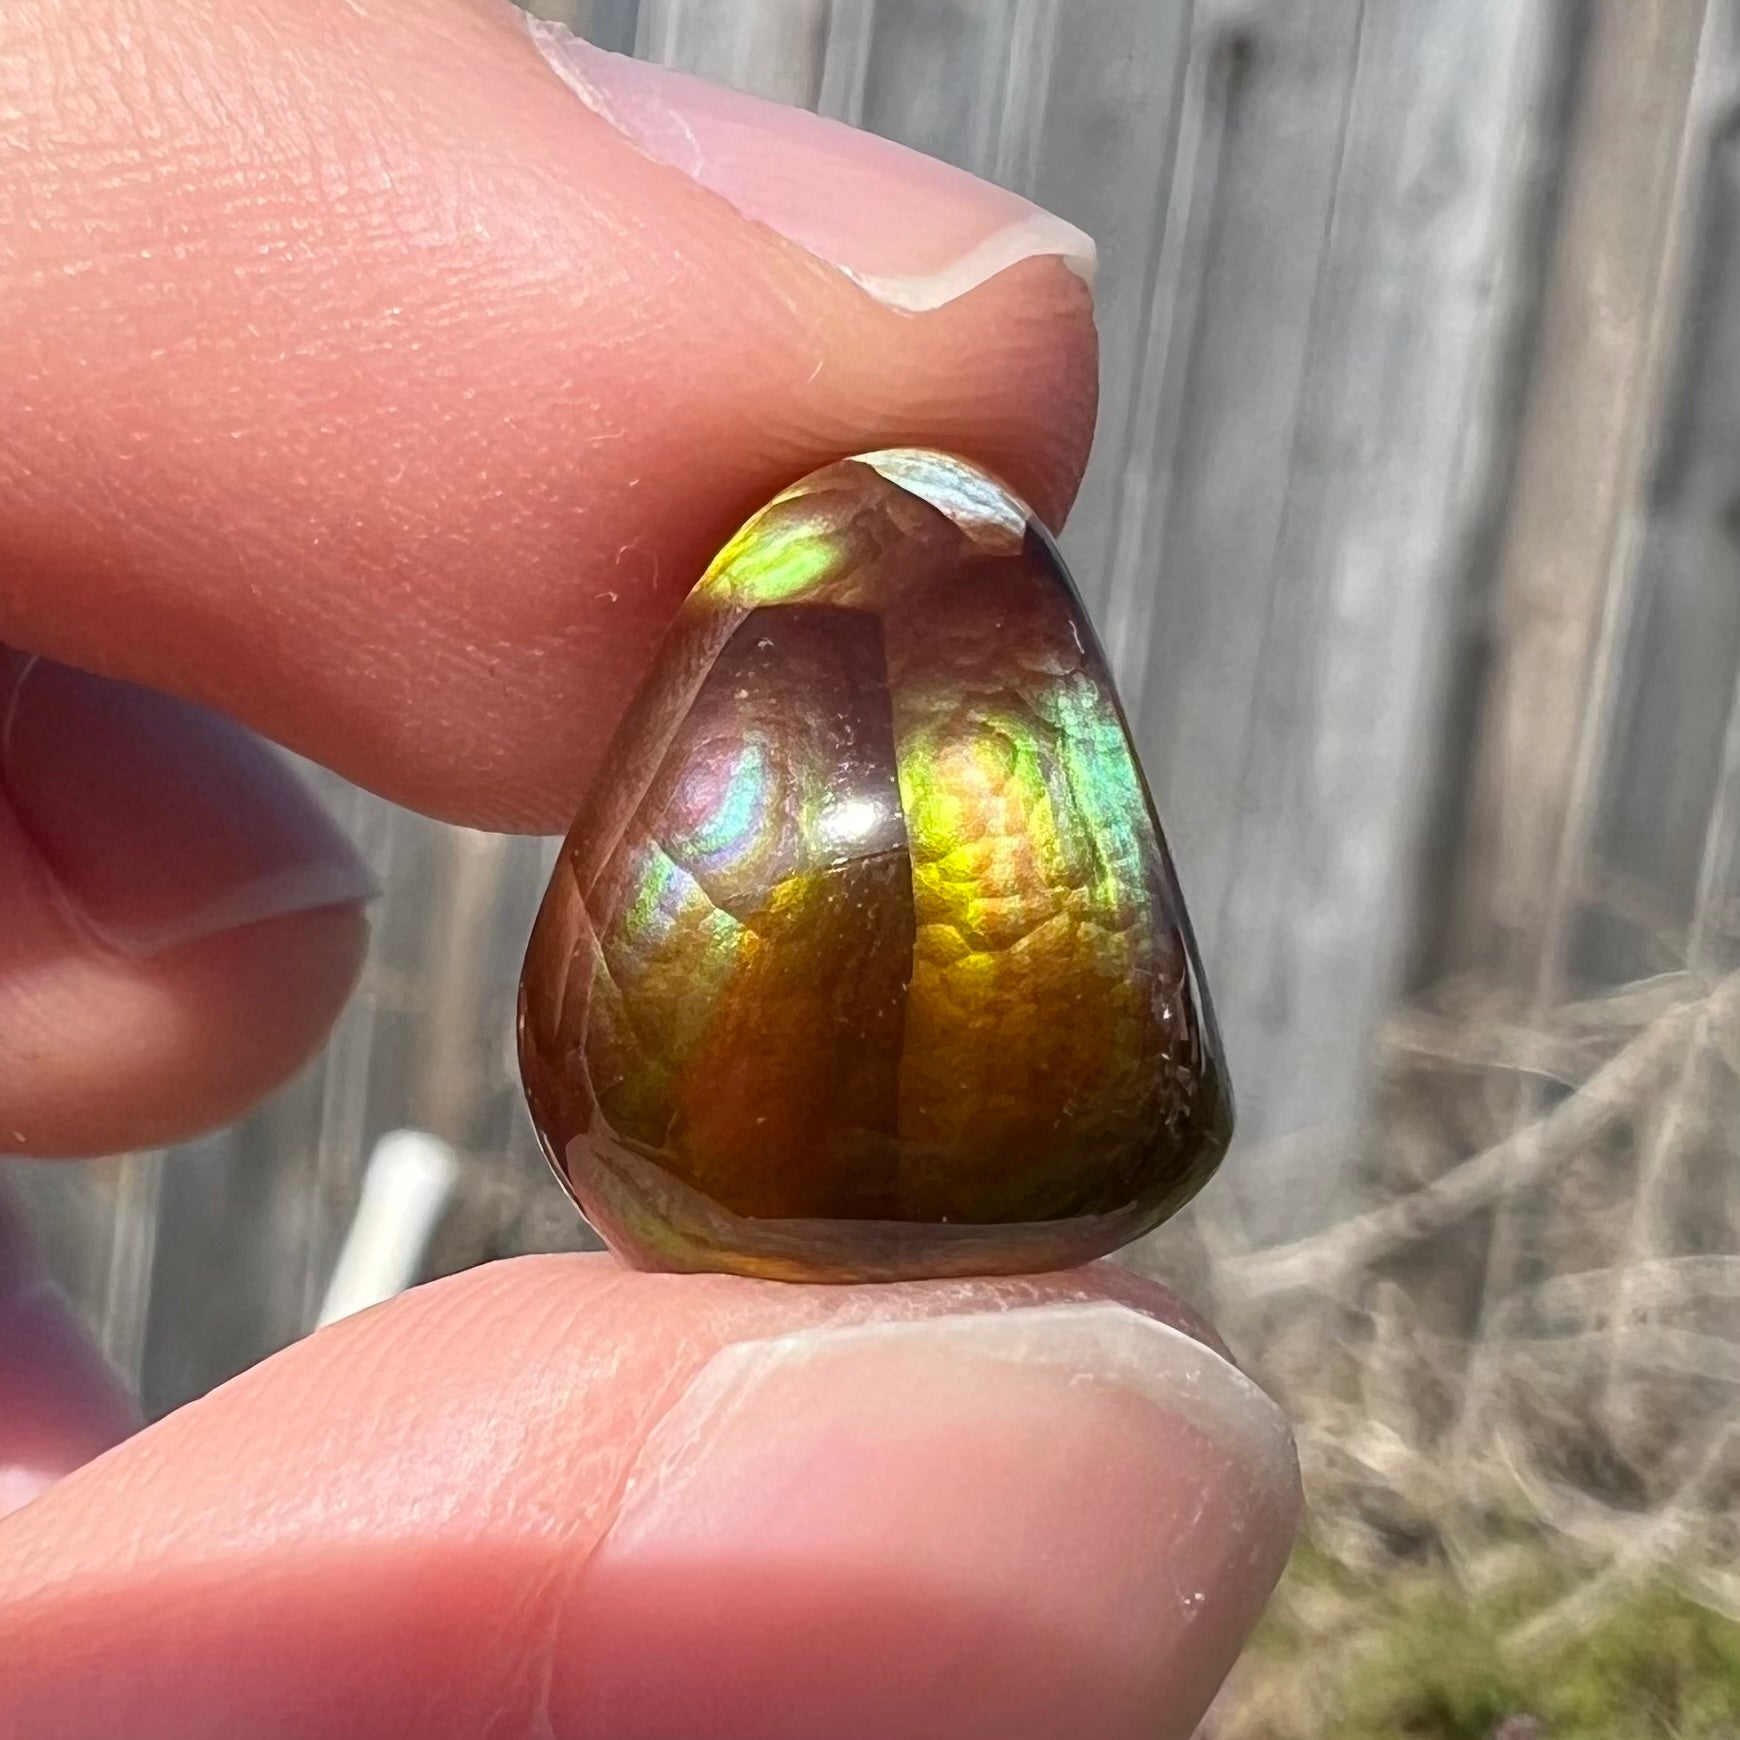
[1228,1545,1740,1739]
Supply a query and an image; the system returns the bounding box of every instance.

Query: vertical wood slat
[1591,0,1740,982]
[814,0,877,126]
[1120,0,1369,988]
[1100,13,1237,716]
[1137,2,1561,1236]
[1010,0,1194,614]
[1449,0,1715,993]
[974,0,1061,191]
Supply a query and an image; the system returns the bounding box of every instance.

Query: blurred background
[12,0,1740,1732]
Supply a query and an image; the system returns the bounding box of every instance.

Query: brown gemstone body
[518,451,1231,1281]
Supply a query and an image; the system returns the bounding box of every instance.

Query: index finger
[0,0,1097,833]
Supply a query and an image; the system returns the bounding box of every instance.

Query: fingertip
[0,1185,138,1519]
[0,1288,140,1517]
[819,253,1100,533]
[1,0,1100,832]
[2,901,369,1160]
[0,654,373,1157]
[0,840,369,1160]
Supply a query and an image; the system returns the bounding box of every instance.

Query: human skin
[0,3,1301,1734]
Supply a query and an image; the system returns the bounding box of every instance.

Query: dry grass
[1143,966,1740,1736]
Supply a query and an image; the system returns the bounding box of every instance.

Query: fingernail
[525,20,1096,314]
[1,654,378,958]
[0,1182,139,1516]
[557,1303,1299,1740]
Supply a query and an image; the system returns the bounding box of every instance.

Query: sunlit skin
[0,2,1296,1731]
[521,453,1231,1281]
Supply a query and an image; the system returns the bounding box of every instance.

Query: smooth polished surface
[519,452,1230,1279]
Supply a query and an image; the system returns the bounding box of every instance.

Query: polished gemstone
[518,450,1231,1281]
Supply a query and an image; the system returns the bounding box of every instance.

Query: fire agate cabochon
[519,451,1230,1281]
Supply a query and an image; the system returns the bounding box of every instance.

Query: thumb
[0,1257,1298,1740]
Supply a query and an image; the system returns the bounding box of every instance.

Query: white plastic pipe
[316,1129,460,1328]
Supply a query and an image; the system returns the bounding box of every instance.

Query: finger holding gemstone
[518,450,1231,1282]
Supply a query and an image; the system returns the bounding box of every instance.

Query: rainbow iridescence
[519,451,1230,1281]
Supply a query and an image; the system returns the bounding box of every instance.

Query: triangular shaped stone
[519,450,1230,1281]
